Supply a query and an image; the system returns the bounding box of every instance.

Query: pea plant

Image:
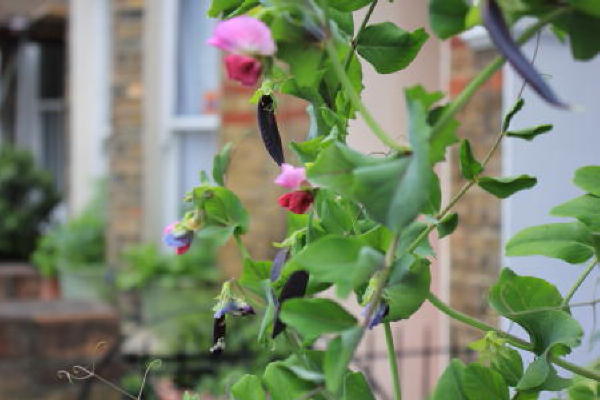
[163,0,600,399]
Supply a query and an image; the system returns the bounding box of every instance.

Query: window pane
[175,0,219,116]
[177,130,217,205]
[40,109,66,192]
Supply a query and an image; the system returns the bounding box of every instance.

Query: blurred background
[0,0,599,399]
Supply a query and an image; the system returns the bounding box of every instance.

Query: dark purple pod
[482,0,566,108]
[210,316,226,355]
[272,270,309,338]
[257,95,285,166]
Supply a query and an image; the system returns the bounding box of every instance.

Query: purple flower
[213,300,255,319]
[162,222,193,255]
[363,303,389,330]
[207,16,276,56]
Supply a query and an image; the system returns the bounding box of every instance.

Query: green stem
[563,257,598,306]
[234,234,251,259]
[324,40,410,153]
[430,7,570,139]
[384,321,402,400]
[427,291,600,382]
[342,0,378,71]
[426,292,533,351]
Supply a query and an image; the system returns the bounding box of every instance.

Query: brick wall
[448,37,503,353]
[107,0,145,269]
[218,80,309,276]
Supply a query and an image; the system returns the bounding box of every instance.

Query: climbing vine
[162,0,600,398]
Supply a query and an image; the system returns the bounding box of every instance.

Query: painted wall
[502,30,600,392]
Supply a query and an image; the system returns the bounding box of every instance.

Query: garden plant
[160,0,600,399]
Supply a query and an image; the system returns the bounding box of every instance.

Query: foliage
[31,184,105,276]
[159,0,600,398]
[0,145,60,261]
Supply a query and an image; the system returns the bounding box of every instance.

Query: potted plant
[0,145,60,298]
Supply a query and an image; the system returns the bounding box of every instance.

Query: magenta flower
[207,16,276,56]
[224,54,262,87]
[274,163,306,190]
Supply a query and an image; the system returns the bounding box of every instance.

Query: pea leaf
[462,363,509,400]
[324,327,363,394]
[489,269,583,356]
[568,0,600,17]
[430,359,468,400]
[327,0,373,12]
[231,374,267,400]
[478,175,537,199]
[207,0,242,17]
[506,124,553,141]
[384,257,431,321]
[283,235,383,297]
[429,0,471,39]
[469,332,523,387]
[343,372,375,400]
[278,43,324,88]
[428,105,460,164]
[212,142,233,186]
[280,298,357,339]
[459,139,483,180]
[505,222,596,264]
[356,23,428,74]
[551,194,600,233]
[263,362,318,400]
[193,186,250,233]
[574,166,600,196]
[438,212,459,239]
[502,98,524,132]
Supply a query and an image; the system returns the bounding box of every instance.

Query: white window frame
[144,0,220,242]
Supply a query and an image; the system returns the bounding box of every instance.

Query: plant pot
[39,276,61,300]
[58,265,113,302]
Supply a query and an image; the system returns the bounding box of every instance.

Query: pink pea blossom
[163,222,193,255]
[278,190,314,214]
[274,163,306,190]
[207,16,276,56]
[224,54,262,87]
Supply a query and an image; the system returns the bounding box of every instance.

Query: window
[171,0,220,204]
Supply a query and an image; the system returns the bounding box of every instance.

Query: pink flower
[278,190,314,214]
[163,222,193,255]
[207,16,276,56]
[224,54,262,87]
[274,164,306,190]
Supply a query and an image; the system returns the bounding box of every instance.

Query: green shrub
[0,145,60,260]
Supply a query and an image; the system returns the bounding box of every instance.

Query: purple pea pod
[210,315,226,355]
[270,248,289,282]
[482,0,566,108]
[272,270,309,338]
[257,95,285,166]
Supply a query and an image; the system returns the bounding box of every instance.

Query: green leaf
[551,194,600,233]
[329,7,354,36]
[343,372,375,400]
[462,363,509,400]
[489,269,583,356]
[263,362,317,400]
[356,23,429,74]
[568,0,600,17]
[278,43,324,88]
[239,259,271,294]
[324,327,362,394]
[290,136,332,164]
[430,359,468,400]
[574,166,600,196]
[428,105,460,164]
[283,235,383,297]
[506,124,553,141]
[437,212,459,239]
[478,175,537,199]
[384,257,431,321]
[429,0,471,39]
[231,374,267,400]
[315,190,358,235]
[469,332,523,387]
[212,143,233,186]
[327,0,373,12]
[554,11,600,60]
[502,98,524,132]
[280,298,357,339]
[517,357,549,391]
[193,186,249,233]
[459,140,483,180]
[505,222,596,264]
[207,0,242,17]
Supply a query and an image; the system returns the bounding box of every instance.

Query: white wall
[68,0,110,214]
[502,31,600,385]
